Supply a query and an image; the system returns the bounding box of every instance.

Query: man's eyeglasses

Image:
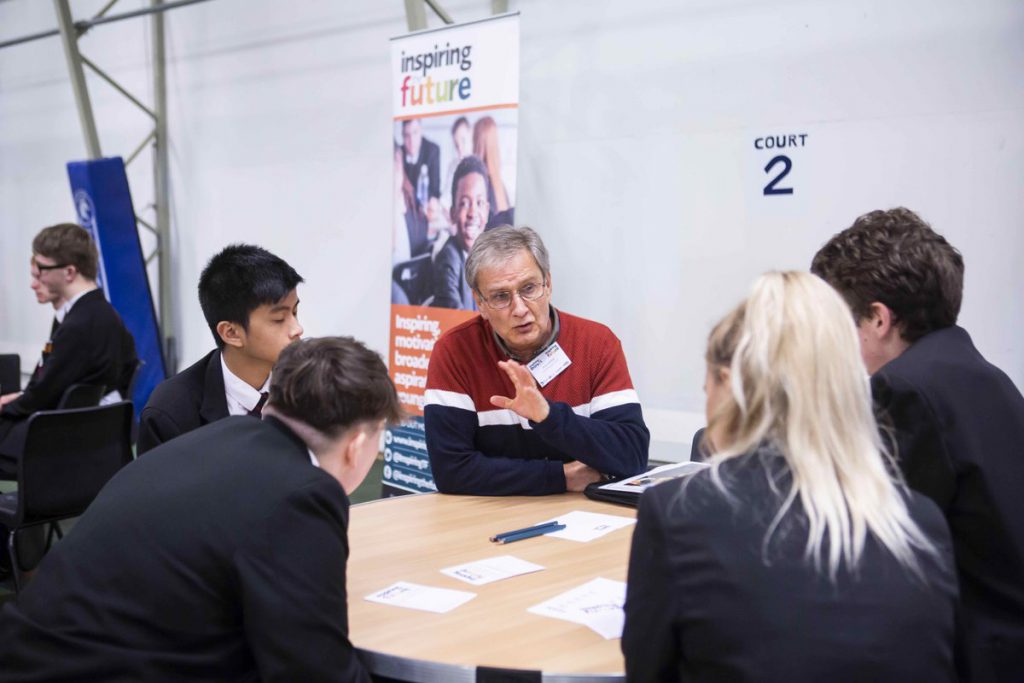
[477,280,547,310]
[31,261,69,276]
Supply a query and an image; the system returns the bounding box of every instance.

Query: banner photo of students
[386,13,519,494]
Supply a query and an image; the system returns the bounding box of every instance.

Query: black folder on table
[584,461,710,508]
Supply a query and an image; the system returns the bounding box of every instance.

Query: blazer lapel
[199,349,230,423]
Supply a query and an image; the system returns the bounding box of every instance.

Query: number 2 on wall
[763,155,793,195]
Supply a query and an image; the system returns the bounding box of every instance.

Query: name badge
[527,342,572,387]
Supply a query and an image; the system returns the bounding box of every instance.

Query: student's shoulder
[642,454,766,526]
[146,350,218,407]
[56,290,113,330]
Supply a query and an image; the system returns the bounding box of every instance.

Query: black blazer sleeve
[623,488,683,682]
[3,321,88,418]
[236,475,370,683]
[872,372,957,511]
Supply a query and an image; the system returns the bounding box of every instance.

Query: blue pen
[490,520,561,542]
[494,523,566,544]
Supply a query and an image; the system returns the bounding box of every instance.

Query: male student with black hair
[137,244,303,454]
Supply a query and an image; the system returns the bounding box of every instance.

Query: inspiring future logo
[399,42,474,108]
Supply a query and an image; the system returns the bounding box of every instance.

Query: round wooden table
[347,492,637,682]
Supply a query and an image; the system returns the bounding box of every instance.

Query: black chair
[0,353,20,395]
[0,401,134,591]
[57,383,106,409]
[126,358,145,398]
[690,427,709,462]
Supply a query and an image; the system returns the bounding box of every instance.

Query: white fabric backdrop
[2,0,1022,461]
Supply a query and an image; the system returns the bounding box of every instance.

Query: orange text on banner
[389,303,476,416]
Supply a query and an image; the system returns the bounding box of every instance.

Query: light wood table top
[347,493,637,682]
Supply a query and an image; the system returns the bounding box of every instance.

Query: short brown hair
[810,207,963,343]
[268,337,404,438]
[32,223,99,280]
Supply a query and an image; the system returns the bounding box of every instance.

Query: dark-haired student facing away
[812,208,1024,683]
[0,337,403,681]
[137,244,303,454]
[622,272,957,682]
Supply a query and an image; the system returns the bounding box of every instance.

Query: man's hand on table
[563,461,602,492]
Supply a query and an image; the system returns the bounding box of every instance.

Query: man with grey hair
[424,225,650,495]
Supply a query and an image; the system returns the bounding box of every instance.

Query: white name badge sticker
[527,342,572,387]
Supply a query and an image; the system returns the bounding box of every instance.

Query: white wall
[2,0,1022,461]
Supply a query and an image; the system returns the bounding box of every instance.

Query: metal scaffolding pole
[44,0,180,370]
[403,0,427,31]
[0,0,214,49]
[401,1,508,34]
[53,0,102,159]
[152,0,176,371]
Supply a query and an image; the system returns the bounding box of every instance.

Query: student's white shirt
[219,355,319,468]
[220,355,270,417]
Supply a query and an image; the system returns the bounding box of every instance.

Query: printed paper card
[441,555,545,586]
[527,577,627,639]
[541,510,636,543]
[365,581,476,614]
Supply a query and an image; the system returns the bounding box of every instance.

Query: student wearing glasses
[424,225,650,495]
[0,223,137,478]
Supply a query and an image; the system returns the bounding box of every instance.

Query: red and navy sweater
[424,310,649,495]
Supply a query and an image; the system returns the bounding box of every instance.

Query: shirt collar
[54,288,92,324]
[492,306,561,362]
[220,354,271,417]
[308,449,321,468]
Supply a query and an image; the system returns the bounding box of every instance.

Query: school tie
[32,318,61,383]
[249,392,268,418]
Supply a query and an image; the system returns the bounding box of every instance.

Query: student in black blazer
[137,244,303,454]
[813,208,1024,682]
[0,224,136,475]
[623,272,958,682]
[0,337,403,681]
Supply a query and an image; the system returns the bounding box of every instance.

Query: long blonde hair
[704,271,936,578]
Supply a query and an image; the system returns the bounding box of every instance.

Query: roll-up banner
[67,157,167,410]
[385,13,520,494]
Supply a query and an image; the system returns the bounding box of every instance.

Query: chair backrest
[0,353,20,394]
[57,383,105,409]
[18,401,134,523]
[126,358,146,397]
